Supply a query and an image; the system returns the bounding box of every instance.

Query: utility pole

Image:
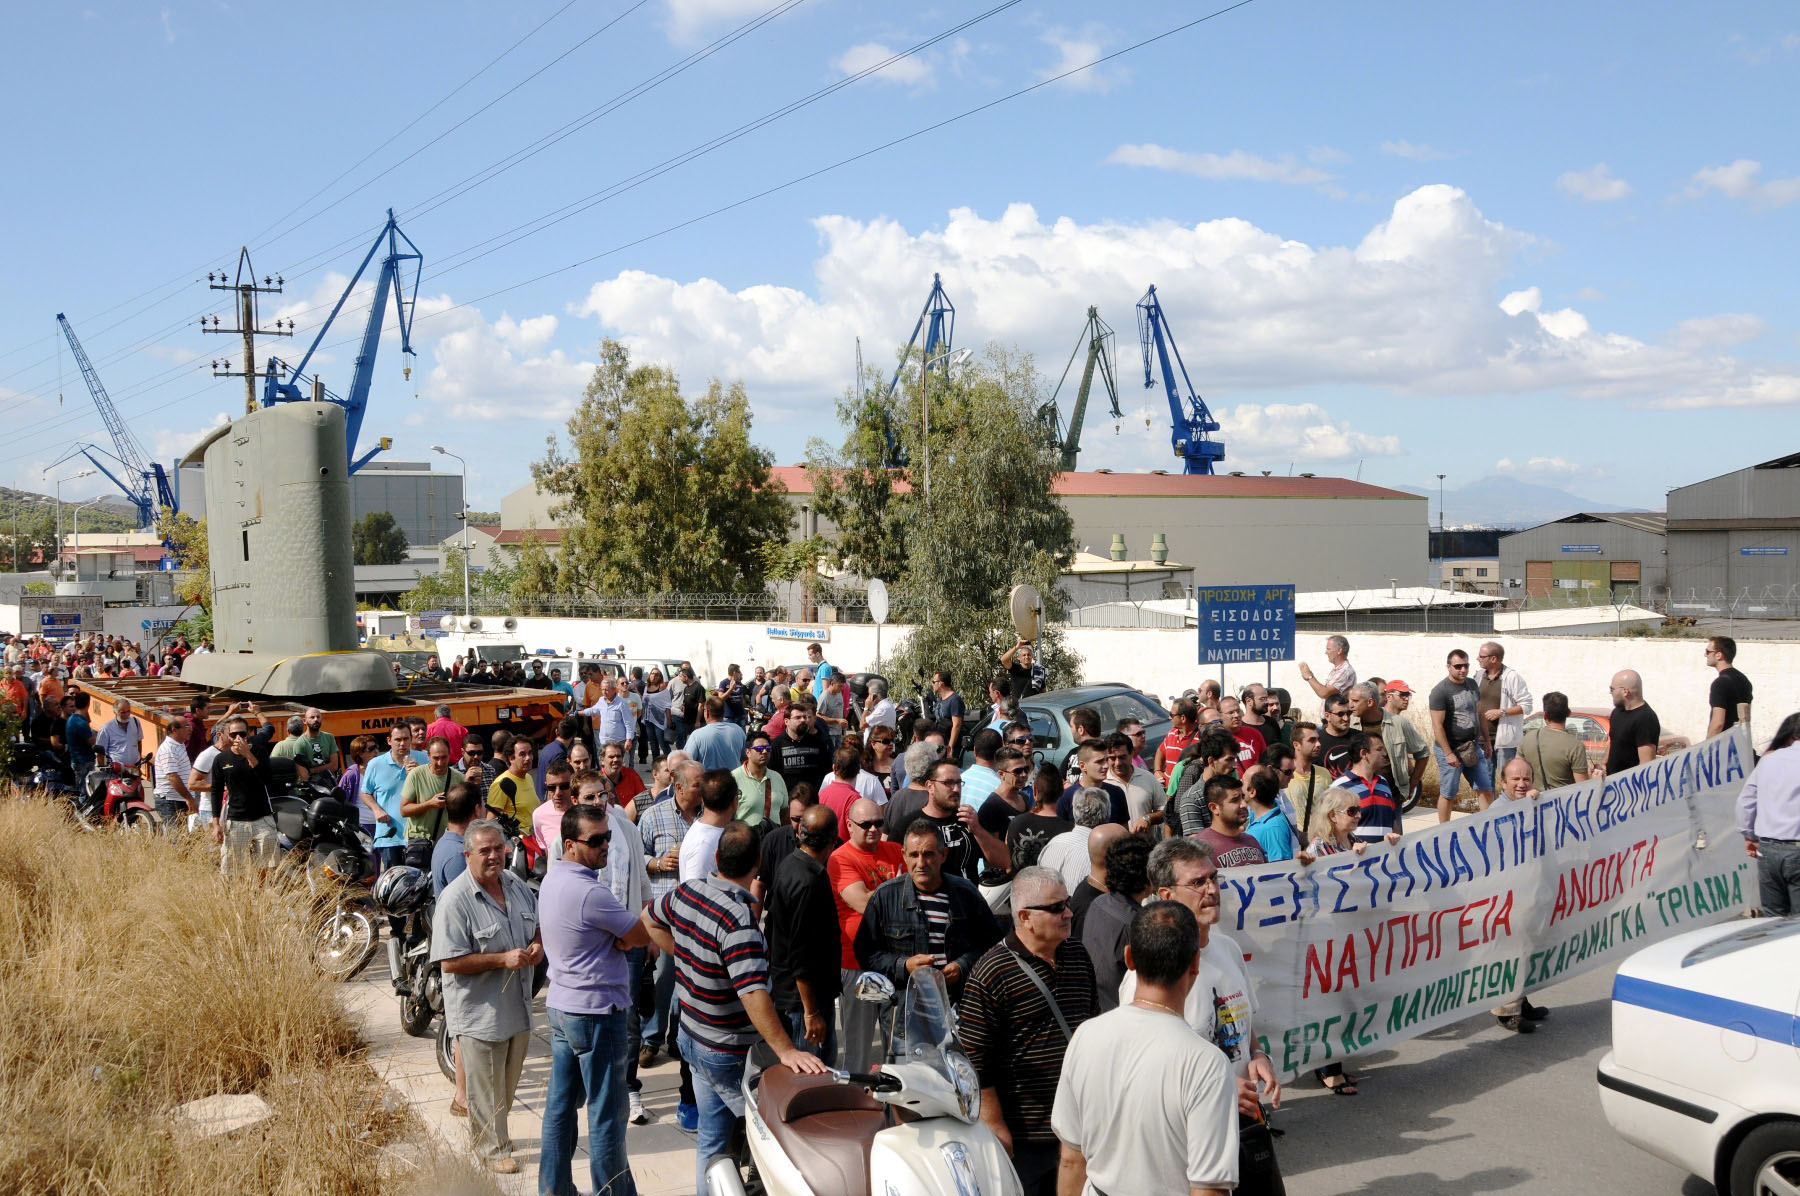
[202,247,293,414]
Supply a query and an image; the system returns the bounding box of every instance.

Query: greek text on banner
[1220,727,1755,1078]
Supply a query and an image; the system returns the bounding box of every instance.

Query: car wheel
[1729,1121,1800,1196]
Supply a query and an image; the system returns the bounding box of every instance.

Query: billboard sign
[1195,584,1295,665]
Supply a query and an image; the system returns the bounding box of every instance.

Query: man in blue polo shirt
[641,821,827,1194]
[361,724,426,872]
[538,802,653,1196]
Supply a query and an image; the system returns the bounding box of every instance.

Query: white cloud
[1039,27,1129,93]
[1106,144,1333,186]
[148,412,228,464]
[1662,313,1765,351]
[1683,159,1800,208]
[160,7,174,43]
[833,41,934,87]
[1218,402,1401,463]
[413,298,595,422]
[1495,455,1588,479]
[660,0,770,43]
[569,186,1800,418]
[1727,31,1799,65]
[1381,139,1447,161]
[1557,163,1633,202]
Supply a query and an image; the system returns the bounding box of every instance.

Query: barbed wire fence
[413,579,872,624]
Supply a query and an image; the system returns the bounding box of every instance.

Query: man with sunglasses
[828,797,905,1071]
[1120,837,1284,1193]
[765,805,843,1064]
[538,802,654,1194]
[1429,648,1492,820]
[461,736,497,791]
[1316,695,1359,772]
[212,714,278,870]
[730,730,787,829]
[957,865,1097,1195]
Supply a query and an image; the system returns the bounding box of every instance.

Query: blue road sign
[1195,585,1295,665]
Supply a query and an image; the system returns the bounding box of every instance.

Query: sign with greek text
[766,625,830,642]
[1221,728,1753,1079]
[1195,585,1294,665]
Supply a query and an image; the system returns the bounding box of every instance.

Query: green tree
[1,504,56,574]
[531,339,791,597]
[352,511,410,565]
[154,509,210,610]
[808,343,1081,697]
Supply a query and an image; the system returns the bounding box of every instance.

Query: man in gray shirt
[432,819,543,1174]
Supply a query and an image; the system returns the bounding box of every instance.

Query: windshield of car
[1681,916,1800,967]
[900,967,957,1065]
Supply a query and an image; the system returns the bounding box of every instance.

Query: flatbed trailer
[75,674,569,753]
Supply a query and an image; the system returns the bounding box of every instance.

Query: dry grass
[0,797,500,1196]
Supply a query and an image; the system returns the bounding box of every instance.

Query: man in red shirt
[599,740,647,817]
[425,702,468,761]
[818,744,863,841]
[1156,698,1199,792]
[828,796,905,1070]
[1220,696,1266,777]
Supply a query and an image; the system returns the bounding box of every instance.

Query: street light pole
[49,467,97,578]
[72,497,103,580]
[431,445,471,617]
[1436,473,1446,533]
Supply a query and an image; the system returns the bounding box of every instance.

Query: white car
[1597,917,1800,1196]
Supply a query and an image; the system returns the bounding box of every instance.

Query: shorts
[221,817,280,874]
[1433,745,1492,799]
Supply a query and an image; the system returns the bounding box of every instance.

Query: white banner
[1222,726,1757,1079]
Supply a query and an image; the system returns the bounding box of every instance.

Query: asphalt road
[1274,962,1715,1196]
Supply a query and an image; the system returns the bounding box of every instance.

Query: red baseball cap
[1384,680,1413,695]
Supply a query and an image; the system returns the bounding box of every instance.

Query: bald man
[1069,822,1125,939]
[1602,670,1661,777]
[1493,757,1551,1032]
[828,797,905,1072]
[767,804,843,1063]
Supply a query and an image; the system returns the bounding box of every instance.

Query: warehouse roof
[764,467,1418,500]
[1505,511,1668,537]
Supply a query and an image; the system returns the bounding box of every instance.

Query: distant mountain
[0,486,142,526]
[1399,474,1638,529]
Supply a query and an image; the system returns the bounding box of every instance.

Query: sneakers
[1495,1013,1536,1034]
[638,1045,660,1069]
[628,1091,651,1125]
[676,1101,699,1133]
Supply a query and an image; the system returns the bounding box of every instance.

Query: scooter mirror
[854,971,896,1004]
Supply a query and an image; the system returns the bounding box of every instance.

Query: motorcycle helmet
[373,864,431,915]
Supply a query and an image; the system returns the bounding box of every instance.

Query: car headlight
[947,1050,980,1123]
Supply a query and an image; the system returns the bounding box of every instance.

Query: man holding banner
[1120,838,1286,1191]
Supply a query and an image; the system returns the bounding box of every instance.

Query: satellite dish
[1009,584,1042,641]
[867,578,890,626]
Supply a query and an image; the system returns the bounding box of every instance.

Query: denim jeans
[670,715,690,750]
[781,1002,837,1067]
[1493,746,1518,772]
[155,796,189,830]
[642,722,668,760]
[1758,840,1800,916]
[643,948,678,1051]
[1432,745,1493,799]
[677,1028,747,1196]
[539,1007,635,1196]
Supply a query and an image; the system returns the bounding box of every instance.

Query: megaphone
[501,616,519,632]
[439,615,460,634]
[465,616,484,633]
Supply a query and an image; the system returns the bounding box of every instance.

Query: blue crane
[263,209,421,473]
[879,273,956,469]
[1136,285,1225,475]
[55,313,178,526]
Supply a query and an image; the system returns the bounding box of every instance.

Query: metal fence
[414,580,872,624]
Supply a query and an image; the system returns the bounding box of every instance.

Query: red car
[1521,709,1689,773]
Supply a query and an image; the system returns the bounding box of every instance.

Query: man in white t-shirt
[152,723,194,829]
[1119,836,1285,1182]
[677,765,736,883]
[187,723,229,824]
[1054,899,1238,1196]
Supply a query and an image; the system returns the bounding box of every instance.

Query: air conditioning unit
[501,616,519,632]
[439,615,460,634]
[466,616,484,632]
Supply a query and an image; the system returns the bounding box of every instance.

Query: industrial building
[1666,451,1800,607]
[179,457,462,555]
[1498,512,1669,604]
[497,468,1429,594]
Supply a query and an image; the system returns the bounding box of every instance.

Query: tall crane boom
[1040,306,1122,472]
[1136,285,1224,475]
[55,313,177,526]
[879,274,956,469]
[263,209,420,473]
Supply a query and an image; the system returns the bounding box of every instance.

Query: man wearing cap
[1360,681,1429,812]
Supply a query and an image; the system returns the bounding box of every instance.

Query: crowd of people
[5,624,1797,1195]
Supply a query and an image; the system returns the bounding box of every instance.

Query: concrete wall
[1061,493,1427,592]
[442,616,1800,749]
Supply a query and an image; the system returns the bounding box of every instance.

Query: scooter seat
[757,1066,883,1196]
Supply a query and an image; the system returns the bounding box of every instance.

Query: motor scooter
[73,760,159,832]
[707,969,1022,1196]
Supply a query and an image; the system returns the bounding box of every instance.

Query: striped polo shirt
[650,875,770,1054]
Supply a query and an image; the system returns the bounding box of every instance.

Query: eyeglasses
[1449,663,1469,671]
[1002,767,1029,777]
[1170,874,1220,891]
[464,748,484,757]
[545,782,571,792]
[573,832,611,849]
[749,744,771,753]
[226,731,247,739]
[1023,899,1070,915]
[1326,708,1349,718]
[1006,737,1033,747]
[850,817,883,830]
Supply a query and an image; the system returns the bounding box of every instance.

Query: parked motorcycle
[708,968,1021,1196]
[12,740,77,799]
[271,774,381,981]
[375,865,457,1076]
[72,761,159,832]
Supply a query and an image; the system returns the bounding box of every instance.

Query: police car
[1597,917,1800,1196]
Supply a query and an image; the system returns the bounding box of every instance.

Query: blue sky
[2,1,1796,520]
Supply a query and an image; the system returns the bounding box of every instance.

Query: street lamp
[918,346,972,499]
[71,497,104,582]
[431,445,471,617]
[49,467,97,576]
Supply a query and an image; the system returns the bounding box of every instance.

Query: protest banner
[1222,726,1756,1079]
